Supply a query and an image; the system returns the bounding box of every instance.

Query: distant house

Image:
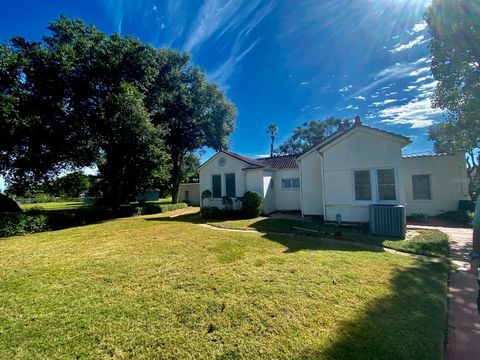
[197,117,469,222]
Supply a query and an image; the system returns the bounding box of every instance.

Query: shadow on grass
[301,261,448,359]
[145,212,383,254]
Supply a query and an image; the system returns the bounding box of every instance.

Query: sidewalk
[408,220,480,359]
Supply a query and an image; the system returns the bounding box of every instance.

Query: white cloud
[404,85,417,92]
[371,99,398,107]
[389,35,428,53]
[152,5,158,12]
[339,85,353,93]
[197,0,276,85]
[208,39,260,86]
[392,35,400,39]
[354,95,366,100]
[300,81,309,86]
[378,98,443,128]
[385,91,398,96]
[415,75,433,83]
[409,21,428,34]
[408,66,431,77]
[417,80,438,93]
[313,106,322,110]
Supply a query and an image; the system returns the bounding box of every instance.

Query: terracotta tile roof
[220,150,299,169]
[256,155,299,169]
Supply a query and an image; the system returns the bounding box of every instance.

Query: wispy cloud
[408,66,430,77]
[190,0,276,86]
[339,85,353,93]
[389,35,428,53]
[209,39,260,86]
[408,21,428,34]
[414,75,433,83]
[300,81,309,86]
[378,98,442,128]
[371,99,398,107]
[354,95,366,100]
[348,57,429,99]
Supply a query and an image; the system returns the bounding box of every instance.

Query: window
[225,173,236,197]
[282,178,300,189]
[354,170,372,201]
[212,175,221,198]
[377,169,396,201]
[412,174,431,200]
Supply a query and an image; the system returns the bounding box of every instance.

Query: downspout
[318,151,328,223]
[300,159,304,218]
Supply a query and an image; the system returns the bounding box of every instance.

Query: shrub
[201,207,245,220]
[158,203,188,213]
[241,191,263,218]
[0,212,49,237]
[437,210,473,227]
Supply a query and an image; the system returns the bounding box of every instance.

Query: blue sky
[0,0,442,189]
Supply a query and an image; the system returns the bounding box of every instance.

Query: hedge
[0,203,188,238]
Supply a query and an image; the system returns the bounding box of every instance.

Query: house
[197,117,470,222]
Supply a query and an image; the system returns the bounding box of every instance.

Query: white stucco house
[196,118,469,222]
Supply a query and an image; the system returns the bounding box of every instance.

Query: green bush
[0,212,49,237]
[201,207,245,220]
[241,191,263,218]
[437,210,473,227]
[157,203,188,213]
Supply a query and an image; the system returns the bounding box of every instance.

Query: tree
[429,118,480,197]
[276,117,352,155]
[0,17,169,208]
[95,82,166,208]
[148,54,236,203]
[426,0,480,197]
[266,123,278,157]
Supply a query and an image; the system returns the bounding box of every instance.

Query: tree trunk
[170,150,183,204]
[270,136,274,157]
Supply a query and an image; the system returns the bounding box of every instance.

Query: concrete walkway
[408,220,480,359]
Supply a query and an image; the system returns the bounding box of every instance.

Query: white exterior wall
[262,171,276,214]
[198,153,246,208]
[321,129,406,222]
[178,183,200,205]
[274,169,301,211]
[299,151,324,216]
[403,153,469,216]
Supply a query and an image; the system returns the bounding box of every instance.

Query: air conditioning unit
[369,204,406,239]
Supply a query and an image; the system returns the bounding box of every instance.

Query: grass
[20,201,85,211]
[0,209,448,359]
[206,217,450,258]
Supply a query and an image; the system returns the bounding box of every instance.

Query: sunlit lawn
[207,217,450,258]
[0,209,448,359]
[20,201,85,211]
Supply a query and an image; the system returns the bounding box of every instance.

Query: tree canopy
[426,0,480,196]
[275,117,352,155]
[0,17,236,207]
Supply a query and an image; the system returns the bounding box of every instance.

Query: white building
[197,119,469,221]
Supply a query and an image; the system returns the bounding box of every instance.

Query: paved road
[408,221,480,360]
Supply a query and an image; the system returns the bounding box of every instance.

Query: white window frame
[352,169,373,205]
[281,178,300,190]
[412,174,432,201]
[351,167,399,206]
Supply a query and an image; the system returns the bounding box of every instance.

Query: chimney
[354,116,362,126]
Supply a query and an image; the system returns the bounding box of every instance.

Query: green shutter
[212,175,221,198]
[225,173,236,197]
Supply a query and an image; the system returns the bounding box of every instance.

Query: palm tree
[266,123,278,157]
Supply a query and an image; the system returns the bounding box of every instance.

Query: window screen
[377,169,396,201]
[412,174,431,200]
[354,170,372,201]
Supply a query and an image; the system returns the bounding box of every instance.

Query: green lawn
[207,217,450,258]
[0,209,448,359]
[20,201,85,211]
